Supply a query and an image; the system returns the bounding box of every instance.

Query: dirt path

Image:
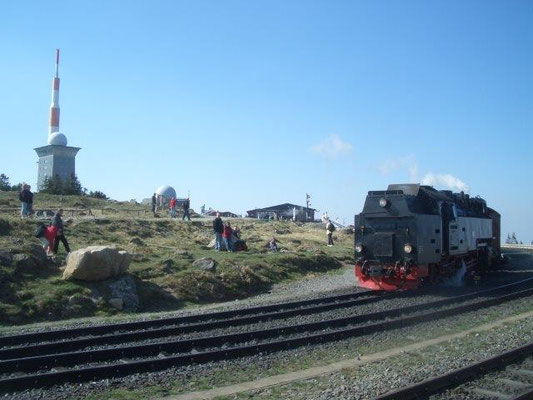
[160,310,533,400]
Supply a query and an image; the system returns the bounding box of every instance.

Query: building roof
[247,203,316,213]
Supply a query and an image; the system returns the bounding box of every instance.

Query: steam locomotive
[354,184,501,291]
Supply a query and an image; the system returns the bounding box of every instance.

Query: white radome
[155,185,176,199]
[48,132,68,146]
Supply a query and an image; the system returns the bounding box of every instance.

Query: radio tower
[49,49,60,136]
[35,49,80,190]
[45,49,67,147]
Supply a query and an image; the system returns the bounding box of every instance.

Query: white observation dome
[48,132,68,146]
[155,185,176,199]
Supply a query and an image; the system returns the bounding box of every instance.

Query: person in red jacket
[169,197,177,218]
[222,221,233,252]
[42,225,57,256]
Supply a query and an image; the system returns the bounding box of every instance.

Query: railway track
[374,341,533,400]
[0,289,388,353]
[1,278,533,392]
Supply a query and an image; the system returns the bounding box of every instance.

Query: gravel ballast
[4,295,533,400]
[232,314,533,400]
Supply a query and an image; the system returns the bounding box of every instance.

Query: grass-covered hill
[0,191,354,325]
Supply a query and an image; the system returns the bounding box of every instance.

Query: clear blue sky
[1,1,532,241]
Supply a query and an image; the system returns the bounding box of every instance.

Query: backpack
[234,240,248,251]
[34,223,46,238]
[327,222,336,232]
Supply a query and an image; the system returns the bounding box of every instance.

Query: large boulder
[63,246,131,281]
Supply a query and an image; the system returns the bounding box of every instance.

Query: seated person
[269,236,279,252]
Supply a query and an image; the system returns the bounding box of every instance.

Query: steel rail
[373,341,533,400]
[0,291,394,359]
[0,278,531,366]
[3,277,532,360]
[0,290,380,347]
[1,284,532,391]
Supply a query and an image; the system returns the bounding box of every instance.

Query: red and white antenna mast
[49,49,60,136]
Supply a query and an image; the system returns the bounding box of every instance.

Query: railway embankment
[1,267,532,399]
[0,251,531,398]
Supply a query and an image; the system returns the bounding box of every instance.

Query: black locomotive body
[354,184,501,290]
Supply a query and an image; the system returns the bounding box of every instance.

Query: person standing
[19,184,32,218]
[169,197,177,218]
[182,197,191,221]
[326,219,335,246]
[223,221,233,252]
[52,209,71,254]
[27,185,34,216]
[213,212,224,251]
[151,193,157,216]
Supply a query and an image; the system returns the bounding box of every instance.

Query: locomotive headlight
[355,244,363,253]
[404,244,413,254]
[379,198,388,207]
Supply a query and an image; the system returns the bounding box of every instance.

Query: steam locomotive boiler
[354,184,501,291]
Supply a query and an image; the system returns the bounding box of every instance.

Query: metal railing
[0,207,150,217]
[501,244,533,250]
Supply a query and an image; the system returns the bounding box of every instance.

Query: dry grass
[0,191,354,325]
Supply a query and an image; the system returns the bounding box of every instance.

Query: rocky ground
[2,250,532,400]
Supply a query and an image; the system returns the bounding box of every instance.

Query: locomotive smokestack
[48,49,60,136]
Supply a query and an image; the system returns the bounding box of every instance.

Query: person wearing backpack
[51,209,70,254]
[326,219,335,246]
[35,223,56,256]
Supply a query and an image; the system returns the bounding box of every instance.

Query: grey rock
[160,259,175,273]
[35,209,55,217]
[109,298,124,310]
[192,257,216,272]
[0,218,11,235]
[129,237,145,246]
[62,294,96,318]
[13,254,39,274]
[25,243,49,266]
[0,249,12,266]
[108,275,139,312]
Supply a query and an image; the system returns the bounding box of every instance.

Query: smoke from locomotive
[354,184,501,291]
